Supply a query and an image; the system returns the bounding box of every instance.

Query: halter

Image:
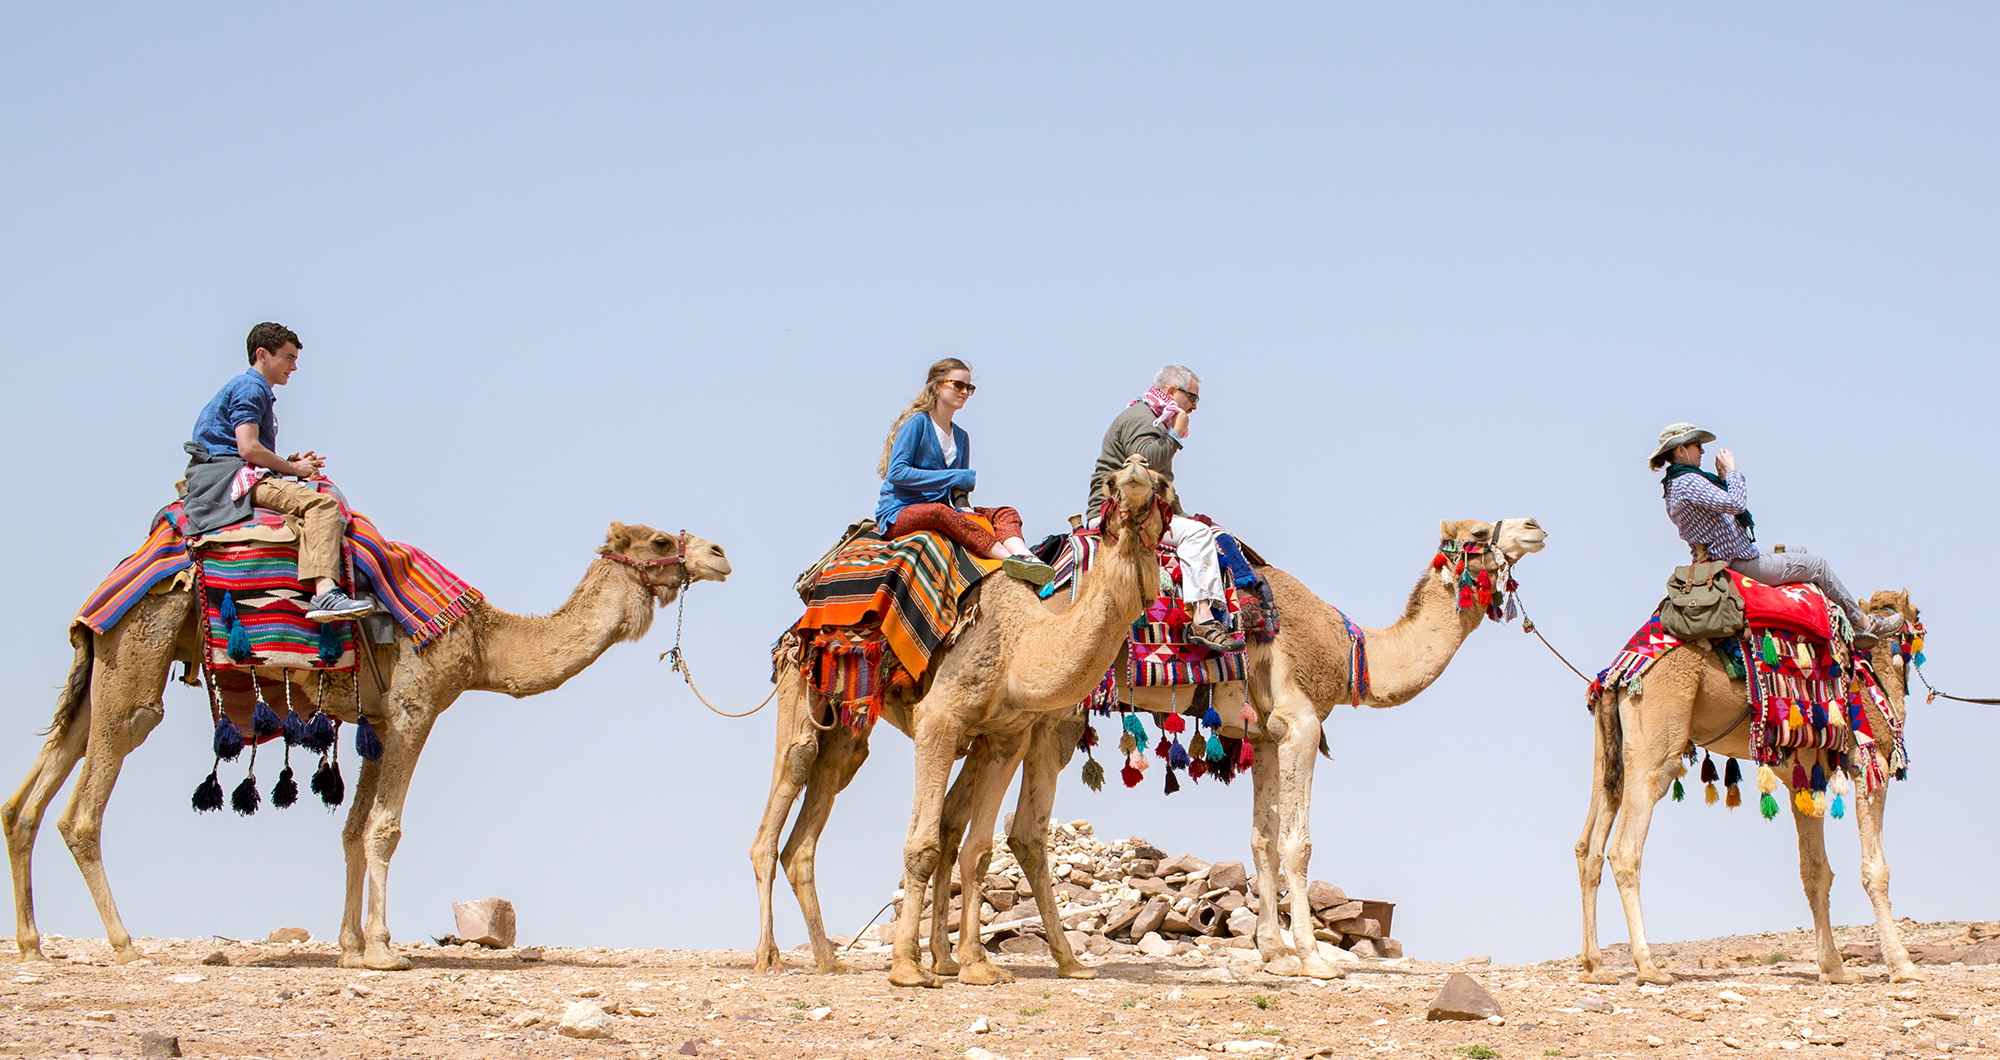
[599,530,691,589]
[1430,518,1520,621]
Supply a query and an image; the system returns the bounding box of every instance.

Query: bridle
[602,530,782,721]
[599,530,691,591]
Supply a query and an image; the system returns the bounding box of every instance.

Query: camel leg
[749,687,821,974]
[342,702,439,971]
[780,726,870,974]
[1266,695,1341,980]
[951,744,1026,987]
[1854,771,1924,982]
[56,699,164,964]
[1605,695,1676,986]
[338,753,385,960]
[1790,790,1854,984]
[886,709,962,988]
[4,702,90,961]
[1008,717,1096,980]
[927,754,984,977]
[1246,727,1289,964]
[1574,711,1621,984]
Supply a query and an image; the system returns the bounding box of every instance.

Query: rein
[601,531,780,721]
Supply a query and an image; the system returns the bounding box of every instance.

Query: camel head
[1436,517,1547,570]
[600,521,732,605]
[1862,588,1926,702]
[1098,453,1173,550]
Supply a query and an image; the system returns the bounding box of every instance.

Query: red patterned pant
[889,504,1024,556]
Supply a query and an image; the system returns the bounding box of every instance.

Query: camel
[749,456,1171,986]
[5,521,730,970]
[1575,589,1926,986]
[947,516,1549,982]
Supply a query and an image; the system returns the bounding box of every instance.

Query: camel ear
[605,521,633,552]
[1437,519,1465,542]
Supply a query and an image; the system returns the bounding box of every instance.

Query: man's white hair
[1153,364,1200,391]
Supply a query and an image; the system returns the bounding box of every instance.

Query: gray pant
[1729,549,1864,627]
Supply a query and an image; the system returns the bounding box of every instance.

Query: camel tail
[1595,691,1624,801]
[40,625,93,740]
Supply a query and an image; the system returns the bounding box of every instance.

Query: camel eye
[652,534,671,548]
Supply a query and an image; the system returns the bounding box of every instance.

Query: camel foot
[1889,964,1928,984]
[341,947,413,971]
[1056,962,1098,980]
[812,955,855,975]
[1578,969,1622,985]
[888,961,941,989]
[1634,968,1674,986]
[956,960,1015,987]
[1298,955,1346,981]
[9,941,46,962]
[1261,954,1305,978]
[1818,966,1858,985]
[110,945,146,966]
[751,948,785,974]
[934,954,961,977]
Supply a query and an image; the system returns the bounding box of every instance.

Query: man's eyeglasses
[1174,386,1200,408]
[944,380,977,395]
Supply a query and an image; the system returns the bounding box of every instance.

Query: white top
[932,418,958,465]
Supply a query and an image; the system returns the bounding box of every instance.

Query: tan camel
[749,457,1170,986]
[1575,589,1926,986]
[962,517,1550,981]
[5,522,729,970]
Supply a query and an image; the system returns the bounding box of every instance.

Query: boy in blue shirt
[185,322,374,621]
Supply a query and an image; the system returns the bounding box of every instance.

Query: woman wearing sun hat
[1650,421,1900,640]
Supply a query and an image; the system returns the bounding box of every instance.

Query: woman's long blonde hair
[877,357,971,478]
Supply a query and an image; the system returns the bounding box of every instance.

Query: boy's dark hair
[245,322,303,365]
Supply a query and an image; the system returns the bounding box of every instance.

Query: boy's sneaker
[306,588,378,622]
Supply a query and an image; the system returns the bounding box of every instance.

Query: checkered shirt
[1664,468,1757,561]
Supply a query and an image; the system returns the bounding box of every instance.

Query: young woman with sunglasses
[875,357,1054,585]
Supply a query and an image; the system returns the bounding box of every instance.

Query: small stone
[1377,938,1405,959]
[970,1015,993,1034]
[964,1048,1006,1060]
[1645,1035,1666,1048]
[1306,881,1347,910]
[12,974,45,984]
[138,1031,182,1057]
[515,946,544,962]
[573,987,602,998]
[998,935,1050,956]
[1158,853,1210,876]
[678,1042,701,1056]
[1580,996,1614,1013]
[452,897,518,948]
[1226,908,1258,938]
[1218,1041,1279,1053]
[81,1011,116,1022]
[265,927,310,943]
[1132,898,1171,939]
[557,1001,614,1039]
[1719,989,1749,1005]
[199,950,229,967]
[1348,939,1380,959]
[166,973,205,985]
[807,1006,833,1021]
[1138,932,1177,958]
[1721,1038,1745,1050]
[344,984,374,998]
[509,1011,546,1028]
[1426,973,1502,1021]
[1206,861,1248,893]
[626,1005,659,1018]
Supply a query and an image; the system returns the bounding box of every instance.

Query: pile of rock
[864,818,1403,963]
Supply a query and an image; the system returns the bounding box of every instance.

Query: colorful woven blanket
[76,487,482,655]
[199,540,359,671]
[793,526,1002,725]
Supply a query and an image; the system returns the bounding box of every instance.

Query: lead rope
[659,577,785,720]
[1509,587,1594,685]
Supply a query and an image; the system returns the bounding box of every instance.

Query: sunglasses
[1174,386,1200,408]
[944,380,977,395]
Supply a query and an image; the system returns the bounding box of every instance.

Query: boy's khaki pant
[250,477,344,585]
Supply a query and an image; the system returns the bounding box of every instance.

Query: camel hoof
[1261,955,1305,978]
[934,955,961,977]
[1298,956,1346,981]
[9,943,45,962]
[957,961,1015,987]
[812,959,855,975]
[1635,968,1674,986]
[1889,965,1928,984]
[751,951,785,974]
[888,964,941,989]
[1578,969,1622,985]
[1056,963,1098,980]
[110,946,146,966]
[1819,967,1858,986]
[350,949,412,971]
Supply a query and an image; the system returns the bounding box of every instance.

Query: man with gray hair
[1088,365,1233,650]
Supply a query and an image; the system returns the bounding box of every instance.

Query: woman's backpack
[1659,559,1746,641]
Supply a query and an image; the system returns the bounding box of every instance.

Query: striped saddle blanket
[792,525,1001,725]
[75,482,483,669]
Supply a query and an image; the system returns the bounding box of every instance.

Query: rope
[657,578,787,721]
[1510,589,1593,685]
[841,899,898,953]
[1911,664,2000,706]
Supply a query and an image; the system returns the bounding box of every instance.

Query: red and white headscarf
[1133,385,1179,427]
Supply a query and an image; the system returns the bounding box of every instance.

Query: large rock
[265,927,310,944]
[1206,860,1248,893]
[139,1033,182,1058]
[1226,907,1258,938]
[1158,853,1209,877]
[1331,916,1384,939]
[1314,900,1364,924]
[557,1001,614,1039]
[1378,938,1404,959]
[1137,932,1177,958]
[1426,973,1502,1021]
[997,935,1049,956]
[1131,898,1170,940]
[452,897,518,949]
[1102,902,1143,939]
[1128,839,1167,861]
[1127,876,1170,896]
[1306,881,1348,911]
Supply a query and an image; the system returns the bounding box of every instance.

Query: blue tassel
[318,622,343,664]
[1122,713,1148,744]
[213,715,244,761]
[282,708,305,747]
[1810,763,1827,792]
[309,758,345,808]
[1202,706,1222,729]
[1205,732,1225,761]
[227,620,254,662]
[230,774,260,816]
[1913,651,1926,668]
[1810,702,1828,729]
[251,698,281,739]
[191,770,224,812]
[1830,793,1846,819]
[219,591,239,626]
[354,717,383,761]
[1168,740,1190,769]
[271,765,298,808]
[303,712,336,754]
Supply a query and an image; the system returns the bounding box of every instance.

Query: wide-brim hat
[1648,422,1716,469]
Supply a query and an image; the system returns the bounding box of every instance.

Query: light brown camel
[749,457,1170,986]
[960,517,1550,981]
[5,522,729,970]
[1576,589,1926,986]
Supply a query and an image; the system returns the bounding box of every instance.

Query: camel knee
[364,818,403,858]
[57,816,101,861]
[1608,850,1641,889]
[903,839,941,883]
[1005,832,1041,870]
[782,739,817,786]
[1861,862,1890,895]
[1279,836,1311,871]
[126,704,164,745]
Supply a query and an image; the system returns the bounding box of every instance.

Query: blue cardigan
[876,414,974,529]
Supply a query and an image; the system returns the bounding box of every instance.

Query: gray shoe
[1001,555,1055,587]
[306,589,378,622]
[1869,612,1907,637]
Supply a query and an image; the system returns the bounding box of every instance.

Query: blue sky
[3,3,1994,965]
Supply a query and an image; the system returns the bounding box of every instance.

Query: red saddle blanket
[1730,570,1832,641]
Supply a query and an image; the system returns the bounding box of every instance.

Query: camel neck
[1009,526,1157,707]
[1349,563,1486,707]
[471,560,658,697]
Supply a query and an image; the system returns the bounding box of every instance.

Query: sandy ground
[3,922,1995,1058]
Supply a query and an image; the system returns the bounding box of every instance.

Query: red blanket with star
[1730,571,1832,640]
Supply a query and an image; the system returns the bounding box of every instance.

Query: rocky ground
[3,920,1995,1058]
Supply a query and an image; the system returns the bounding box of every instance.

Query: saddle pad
[200,540,358,671]
[1730,571,1833,641]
